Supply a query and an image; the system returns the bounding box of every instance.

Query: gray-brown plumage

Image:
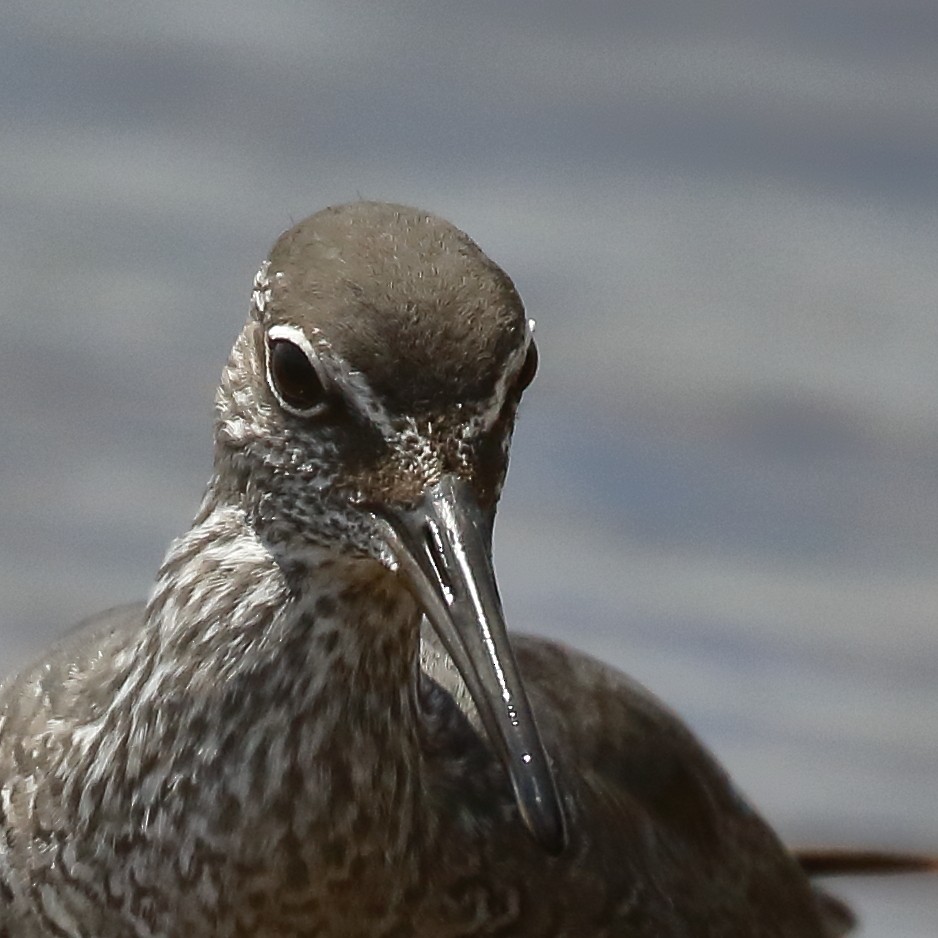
[0,202,853,936]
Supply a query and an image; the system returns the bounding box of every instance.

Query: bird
[0,201,931,937]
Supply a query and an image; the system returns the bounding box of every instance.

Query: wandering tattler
[0,202,933,937]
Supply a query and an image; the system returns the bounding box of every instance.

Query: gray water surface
[1,4,936,933]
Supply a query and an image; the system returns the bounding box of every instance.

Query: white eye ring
[265,324,331,417]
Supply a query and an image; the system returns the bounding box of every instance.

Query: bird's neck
[100,504,427,853]
[145,499,423,741]
[56,503,440,930]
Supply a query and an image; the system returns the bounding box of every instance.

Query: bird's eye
[267,338,327,414]
[516,340,538,392]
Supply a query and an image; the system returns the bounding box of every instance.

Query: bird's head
[212,201,565,853]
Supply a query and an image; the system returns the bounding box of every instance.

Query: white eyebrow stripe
[266,323,399,437]
[266,317,534,443]
[463,318,536,437]
[267,323,322,372]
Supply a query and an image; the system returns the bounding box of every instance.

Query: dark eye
[516,340,538,391]
[267,338,327,413]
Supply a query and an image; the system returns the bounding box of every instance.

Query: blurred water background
[1,3,936,933]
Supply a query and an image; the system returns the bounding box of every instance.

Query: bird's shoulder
[0,603,146,739]
[512,633,729,788]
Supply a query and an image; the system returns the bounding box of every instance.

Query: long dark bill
[374,475,566,854]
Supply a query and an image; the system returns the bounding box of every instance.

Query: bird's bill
[374,475,566,854]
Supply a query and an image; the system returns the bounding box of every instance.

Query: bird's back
[420,628,843,936]
[518,634,851,935]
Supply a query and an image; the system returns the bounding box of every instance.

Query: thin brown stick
[796,847,938,877]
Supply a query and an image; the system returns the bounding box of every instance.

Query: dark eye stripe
[268,338,326,413]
